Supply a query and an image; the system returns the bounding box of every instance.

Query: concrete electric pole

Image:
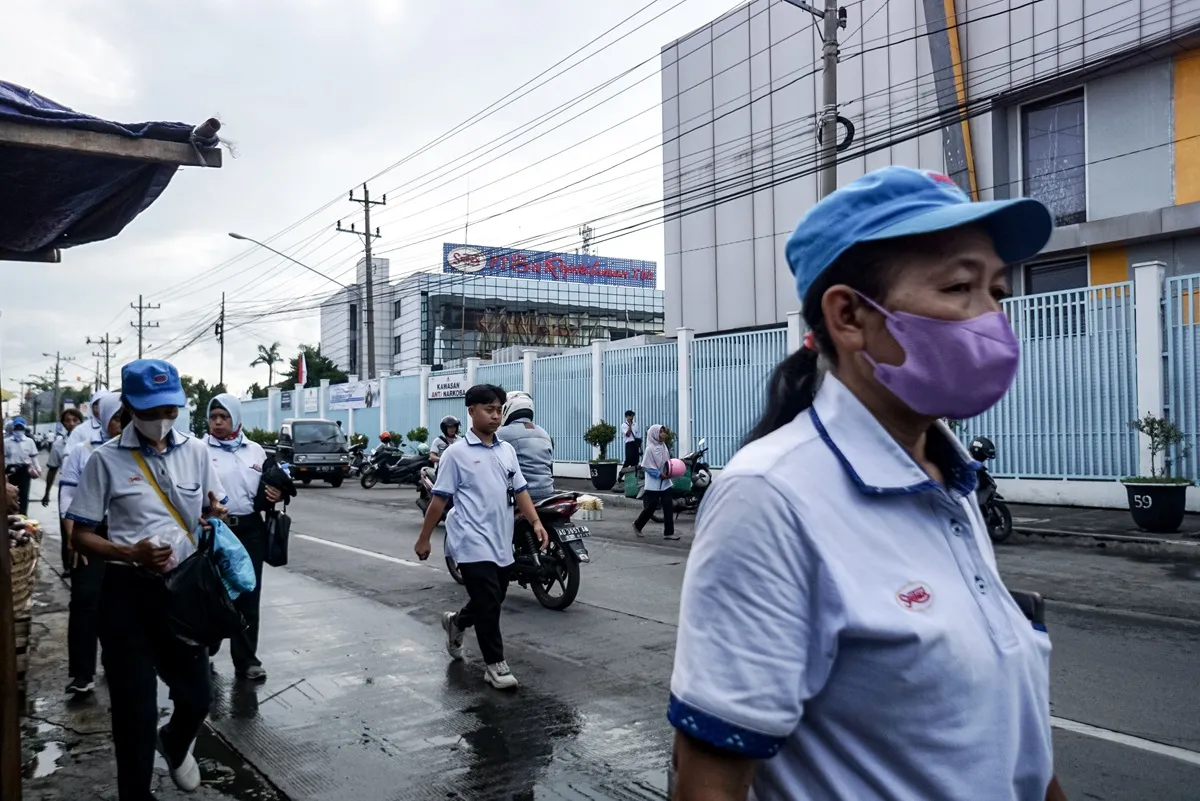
[336,184,386,380]
[86,334,121,389]
[130,294,161,358]
[215,293,226,388]
[41,351,75,420]
[784,0,847,198]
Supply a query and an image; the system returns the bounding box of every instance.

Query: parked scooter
[969,436,1013,544]
[348,442,367,477]
[445,492,590,610]
[360,439,431,489]
[415,465,451,523]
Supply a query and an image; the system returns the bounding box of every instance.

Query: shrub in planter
[584,421,619,491]
[1121,413,1192,533]
[244,427,278,447]
[407,426,429,444]
[350,433,368,448]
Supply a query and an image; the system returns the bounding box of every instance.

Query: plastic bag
[163,526,245,648]
[210,518,257,599]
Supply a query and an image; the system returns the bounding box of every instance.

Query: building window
[1022,91,1086,226]
[1017,258,1089,338]
[393,335,402,356]
[394,300,403,319]
[1026,258,1088,295]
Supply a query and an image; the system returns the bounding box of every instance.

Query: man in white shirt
[4,417,40,515]
[622,410,641,468]
[413,384,548,690]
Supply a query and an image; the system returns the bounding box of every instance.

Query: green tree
[279,344,348,388]
[246,382,269,400]
[180,375,227,438]
[250,341,283,388]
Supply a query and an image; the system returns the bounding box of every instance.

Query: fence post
[419,365,431,428]
[466,357,481,387]
[522,349,536,394]
[348,407,356,437]
[267,387,280,431]
[590,340,606,459]
[319,379,331,418]
[1133,261,1167,477]
[378,376,389,435]
[677,327,694,456]
[295,382,304,418]
[787,311,805,353]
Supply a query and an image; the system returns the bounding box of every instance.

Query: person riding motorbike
[430,416,461,465]
[495,391,555,502]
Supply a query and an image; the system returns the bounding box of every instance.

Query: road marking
[1051,716,1200,767]
[295,533,438,571]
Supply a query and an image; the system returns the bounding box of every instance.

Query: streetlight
[228,232,365,376]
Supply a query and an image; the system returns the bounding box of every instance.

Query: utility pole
[785,0,846,197]
[215,292,226,388]
[41,351,75,421]
[86,333,121,389]
[336,184,385,379]
[130,294,161,358]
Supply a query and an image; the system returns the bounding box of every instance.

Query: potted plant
[1122,413,1192,533]
[407,426,429,444]
[584,421,619,491]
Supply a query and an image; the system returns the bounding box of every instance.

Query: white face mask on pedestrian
[133,417,174,442]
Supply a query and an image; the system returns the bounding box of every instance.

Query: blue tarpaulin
[0,81,219,255]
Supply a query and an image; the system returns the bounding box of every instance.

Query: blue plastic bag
[207,518,257,599]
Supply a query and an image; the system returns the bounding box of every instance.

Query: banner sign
[330,380,380,411]
[280,391,293,411]
[304,391,318,413]
[429,372,467,400]
[443,243,656,288]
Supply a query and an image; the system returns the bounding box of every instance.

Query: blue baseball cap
[11,417,26,429]
[785,166,1053,301]
[121,359,186,410]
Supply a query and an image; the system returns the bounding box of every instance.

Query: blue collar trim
[465,428,499,448]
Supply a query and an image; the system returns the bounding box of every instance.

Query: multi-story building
[319,245,663,374]
[660,0,1200,333]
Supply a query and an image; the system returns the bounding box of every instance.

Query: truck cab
[277,418,350,487]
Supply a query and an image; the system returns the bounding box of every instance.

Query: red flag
[297,351,308,387]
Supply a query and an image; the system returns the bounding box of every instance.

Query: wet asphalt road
[211,482,1200,800]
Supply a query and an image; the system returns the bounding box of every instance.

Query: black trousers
[10,465,31,516]
[635,490,675,537]
[98,566,212,801]
[67,555,105,681]
[454,562,511,665]
[623,440,641,467]
[59,514,72,574]
[210,515,266,672]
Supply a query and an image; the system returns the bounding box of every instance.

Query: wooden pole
[0,441,21,801]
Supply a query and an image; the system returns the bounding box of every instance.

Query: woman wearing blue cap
[669,168,1067,801]
[3,416,40,515]
[66,358,229,800]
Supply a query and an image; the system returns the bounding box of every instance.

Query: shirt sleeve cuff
[432,489,454,498]
[513,483,528,494]
[65,512,102,526]
[667,694,786,759]
[58,481,78,488]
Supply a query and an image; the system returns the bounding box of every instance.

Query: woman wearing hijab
[58,392,124,697]
[206,392,280,681]
[633,424,678,541]
[668,167,1066,801]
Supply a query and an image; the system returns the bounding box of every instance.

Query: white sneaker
[442,612,465,661]
[156,726,201,792]
[484,661,519,690]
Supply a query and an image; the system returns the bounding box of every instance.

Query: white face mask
[133,417,174,442]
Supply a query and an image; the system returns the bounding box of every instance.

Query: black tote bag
[163,526,246,648]
[265,506,291,568]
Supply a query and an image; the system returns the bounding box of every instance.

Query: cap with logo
[11,416,26,429]
[121,358,187,411]
[785,166,1054,302]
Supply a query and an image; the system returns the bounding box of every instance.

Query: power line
[130,295,161,358]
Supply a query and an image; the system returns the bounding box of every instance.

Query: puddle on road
[195,726,287,801]
[23,740,64,779]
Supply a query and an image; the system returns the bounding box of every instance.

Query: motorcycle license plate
[557,526,590,542]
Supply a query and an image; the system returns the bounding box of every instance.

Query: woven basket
[10,531,42,616]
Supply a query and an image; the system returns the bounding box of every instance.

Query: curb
[1014,526,1200,561]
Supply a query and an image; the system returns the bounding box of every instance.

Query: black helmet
[968,436,996,462]
[440,415,461,436]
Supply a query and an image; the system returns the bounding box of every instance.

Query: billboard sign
[443,243,655,287]
[280,391,293,411]
[429,372,467,400]
[330,380,380,411]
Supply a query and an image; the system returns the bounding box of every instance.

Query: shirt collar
[809,374,978,498]
[118,424,189,454]
[465,428,499,448]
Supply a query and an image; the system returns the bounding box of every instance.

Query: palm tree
[250,342,282,387]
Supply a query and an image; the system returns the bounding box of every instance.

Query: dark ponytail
[745,242,894,444]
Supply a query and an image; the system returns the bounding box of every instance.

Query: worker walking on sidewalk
[413,384,549,690]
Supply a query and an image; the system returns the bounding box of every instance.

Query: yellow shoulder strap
[131,450,196,545]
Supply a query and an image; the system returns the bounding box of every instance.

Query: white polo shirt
[205,435,268,517]
[3,434,37,467]
[433,428,527,567]
[66,425,227,566]
[670,374,1053,801]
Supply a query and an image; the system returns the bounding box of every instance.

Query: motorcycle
[360,440,430,489]
[415,465,451,523]
[445,492,590,611]
[348,442,367,477]
[969,436,1013,544]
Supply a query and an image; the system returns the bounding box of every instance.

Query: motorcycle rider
[430,416,461,466]
[495,391,554,502]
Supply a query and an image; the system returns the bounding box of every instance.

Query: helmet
[380,432,392,442]
[440,415,461,436]
[968,436,996,462]
[502,391,534,425]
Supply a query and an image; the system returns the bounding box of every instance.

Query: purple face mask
[857,294,1019,419]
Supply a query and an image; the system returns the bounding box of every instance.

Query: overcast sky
[1,0,740,404]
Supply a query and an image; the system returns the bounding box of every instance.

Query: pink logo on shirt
[128,475,143,484]
[896,582,933,610]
